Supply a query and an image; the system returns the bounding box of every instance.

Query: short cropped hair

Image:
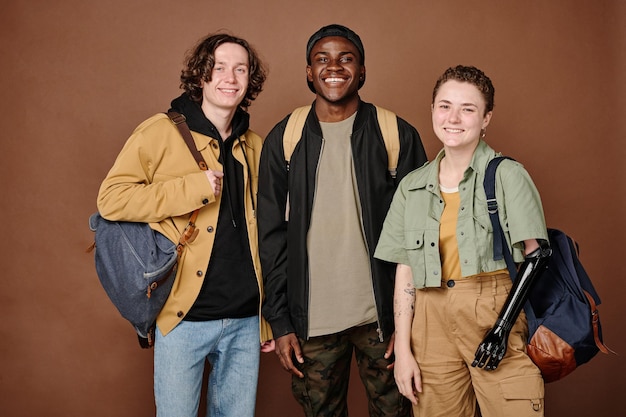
[180,33,267,109]
[432,65,495,115]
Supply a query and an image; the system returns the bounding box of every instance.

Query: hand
[384,332,396,370]
[260,339,275,353]
[393,349,422,405]
[472,318,512,370]
[275,333,305,378]
[205,169,224,196]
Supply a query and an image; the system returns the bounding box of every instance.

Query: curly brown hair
[180,33,267,110]
[432,65,495,115]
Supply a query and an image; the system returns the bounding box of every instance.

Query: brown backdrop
[1,1,624,416]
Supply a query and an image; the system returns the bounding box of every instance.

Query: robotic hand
[472,242,551,371]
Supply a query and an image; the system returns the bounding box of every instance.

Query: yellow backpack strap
[283,105,312,165]
[375,106,400,178]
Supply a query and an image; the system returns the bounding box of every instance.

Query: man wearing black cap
[258,24,427,416]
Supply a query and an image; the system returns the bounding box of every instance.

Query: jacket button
[447,280,456,288]
[431,242,435,247]
[207,226,214,233]
[416,240,421,245]
[202,198,209,205]
[212,143,218,149]
[177,311,184,318]
[196,270,203,277]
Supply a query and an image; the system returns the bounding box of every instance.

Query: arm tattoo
[394,283,416,317]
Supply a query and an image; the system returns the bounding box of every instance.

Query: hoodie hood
[169,93,250,140]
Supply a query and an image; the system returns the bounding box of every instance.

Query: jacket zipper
[305,137,326,340]
[350,138,384,343]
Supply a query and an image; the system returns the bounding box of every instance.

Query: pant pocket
[499,374,544,416]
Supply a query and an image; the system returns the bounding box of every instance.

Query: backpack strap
[375,106,400,179]
[484,156,517,279]
[282,105,400,178]
[283,105,312,166]
[166,111,206,255]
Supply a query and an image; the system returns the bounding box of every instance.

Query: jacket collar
[307,98,369,136]
[405,140,498,192]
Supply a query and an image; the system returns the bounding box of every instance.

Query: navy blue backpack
[485,156,614,382]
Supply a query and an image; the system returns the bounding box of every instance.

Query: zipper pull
[377,327,384,342]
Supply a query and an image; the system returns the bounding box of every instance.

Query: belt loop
[492,275,497,295]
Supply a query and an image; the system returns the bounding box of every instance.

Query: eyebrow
[313,51,356,57]
[437,99,478,107]
[215,61,249,67]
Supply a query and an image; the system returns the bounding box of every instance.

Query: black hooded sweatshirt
[169,93,259,320]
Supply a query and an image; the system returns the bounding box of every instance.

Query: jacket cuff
[268,317,296,339]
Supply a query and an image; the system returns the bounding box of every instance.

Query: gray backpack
[88,112,203,348]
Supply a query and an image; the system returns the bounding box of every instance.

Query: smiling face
[201,42,249,115]
[432,80,492,152]
[306,36,365,106]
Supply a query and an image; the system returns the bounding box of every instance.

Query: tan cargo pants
[411,272,544,417]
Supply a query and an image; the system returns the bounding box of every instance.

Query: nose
[449,108,461,123]
[326,58,343,71]
[224,69,237,82]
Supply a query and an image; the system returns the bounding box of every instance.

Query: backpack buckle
[486,198,498,214]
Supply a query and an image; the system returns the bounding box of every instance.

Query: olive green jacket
[375,140,548,289]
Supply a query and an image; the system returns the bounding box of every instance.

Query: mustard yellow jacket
[97,113,272,341]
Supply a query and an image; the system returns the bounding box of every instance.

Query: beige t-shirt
[307,112,377,337]
[439,186,462,280]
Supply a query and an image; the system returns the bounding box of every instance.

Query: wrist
[495,318,513,332]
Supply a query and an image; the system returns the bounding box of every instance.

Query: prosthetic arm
[472,241,552,370]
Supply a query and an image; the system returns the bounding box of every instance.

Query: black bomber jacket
[258,100,427,340]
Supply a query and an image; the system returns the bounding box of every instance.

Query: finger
[282,353,304,378]
[478,355,488,368]
[486,356,497,371]
[384,333,395,359]
[400,380,418,405]
[292,342,304,364]
[471,349,484,368]
[487,352,503,370]
[278,351,295,372]
[405,392,418,406]
[384,344,393,359]
[290,364,305,379]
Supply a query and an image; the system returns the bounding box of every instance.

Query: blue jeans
[154,316,260,417]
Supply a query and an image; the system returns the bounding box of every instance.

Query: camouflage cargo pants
[292,322,411,417]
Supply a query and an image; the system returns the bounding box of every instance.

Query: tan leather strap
[583,290,616,355]
[166,111,207,257]
[167,111,208,170]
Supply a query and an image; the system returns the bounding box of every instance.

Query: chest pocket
[404,229,426,284]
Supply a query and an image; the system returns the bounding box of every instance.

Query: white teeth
[325,78,345,83]
[445,128,463,133]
